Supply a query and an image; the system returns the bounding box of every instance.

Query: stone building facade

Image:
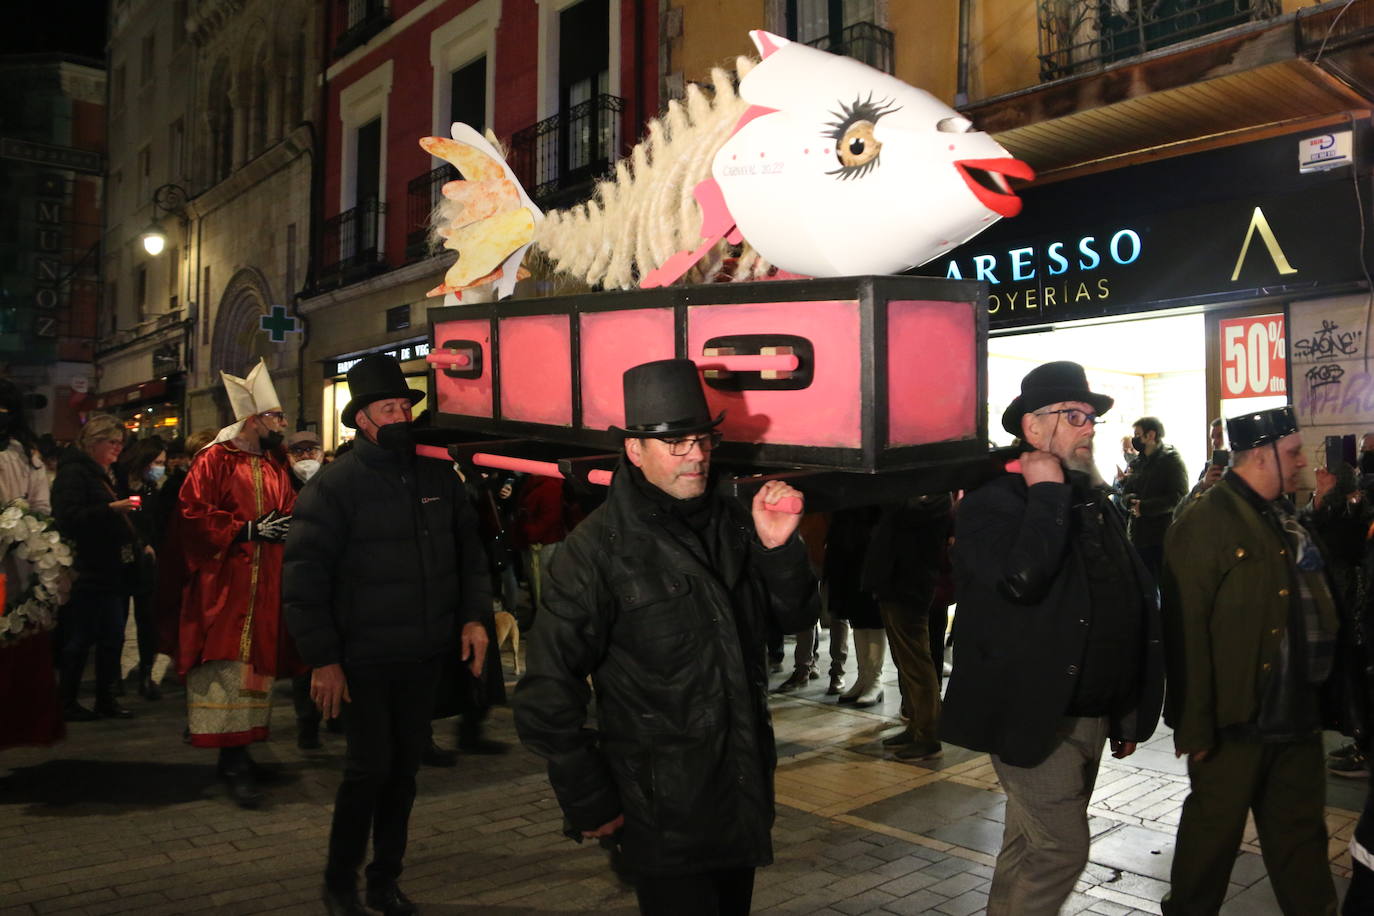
[99,0,319,440]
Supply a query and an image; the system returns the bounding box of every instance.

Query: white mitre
[212,359,283,445]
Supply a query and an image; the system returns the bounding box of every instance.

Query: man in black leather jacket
[942,361,1164,916]
[284,355,492,916]
[514,359,815,916]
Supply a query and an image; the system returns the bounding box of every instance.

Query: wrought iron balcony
[405,165,458,263]
[1038,0,1281,82]
[509,94,624,211]
[319,198,386,288]
[334,0,392,58]
[805,21,895,75]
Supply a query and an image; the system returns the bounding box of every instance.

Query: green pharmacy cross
[260,305,300,343]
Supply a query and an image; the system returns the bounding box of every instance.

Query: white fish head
[712,31,1033,277]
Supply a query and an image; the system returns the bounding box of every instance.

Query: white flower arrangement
[0,499,75,648]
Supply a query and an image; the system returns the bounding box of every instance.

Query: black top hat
[611,358,724,438]
[1000,360,1114,437]
[341,355,426,429]
[1227,405,1299,451]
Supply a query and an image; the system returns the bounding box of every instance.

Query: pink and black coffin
[427,275,988,474]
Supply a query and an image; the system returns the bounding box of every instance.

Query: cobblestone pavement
[0,645,1363,915]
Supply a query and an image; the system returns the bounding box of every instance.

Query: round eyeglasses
[1034,408,1101,428]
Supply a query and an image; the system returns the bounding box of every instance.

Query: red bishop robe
[176,442,300,678]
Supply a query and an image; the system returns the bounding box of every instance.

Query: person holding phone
[1119,416,1189,581]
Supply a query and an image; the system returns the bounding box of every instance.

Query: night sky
[0,1,108,62]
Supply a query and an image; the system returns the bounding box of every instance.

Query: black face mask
[375,421,414,458]
[1130,436,1145,454]
[260,429,284,451]
[1360,451,1374,475]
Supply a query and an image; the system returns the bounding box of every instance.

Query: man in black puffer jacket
[514,359,815,916]
[284,355,491,916]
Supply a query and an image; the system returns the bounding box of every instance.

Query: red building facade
[303,0,658,446]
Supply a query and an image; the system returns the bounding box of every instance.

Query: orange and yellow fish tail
[420,127,541,300]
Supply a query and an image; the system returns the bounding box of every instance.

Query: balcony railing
[1038,0,1281,82]
[509,94,624,211]
[333,0,391,58]
[405,164,457,263]
[805,21,895,75]
[319,198,386,288]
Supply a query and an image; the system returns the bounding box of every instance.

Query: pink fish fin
[694,176,737,240]
[750,30,789,59]
[640,235,724,289]
[728,105,779,140]
[640,177,738,288]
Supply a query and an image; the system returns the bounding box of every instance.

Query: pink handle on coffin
[473,453,566,478]
[415,446,614,486]
[426,350,473,369]
[690,354,801,373]
[415,447,795,510]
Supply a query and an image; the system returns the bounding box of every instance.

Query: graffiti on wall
[1291,296,1373,425]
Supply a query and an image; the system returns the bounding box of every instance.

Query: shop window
[386,304,410,332]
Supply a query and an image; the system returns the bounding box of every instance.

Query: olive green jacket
[1160,475,1339,753]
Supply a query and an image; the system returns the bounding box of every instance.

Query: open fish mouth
[953,158,1036,218]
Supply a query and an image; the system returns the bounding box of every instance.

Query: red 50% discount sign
[1220,315,1286,399]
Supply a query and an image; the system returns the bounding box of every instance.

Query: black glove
[237,509,293,544]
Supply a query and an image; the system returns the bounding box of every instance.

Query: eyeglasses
[1034,408,1101,428]
[662,432,723,456]
[258,411,286,422]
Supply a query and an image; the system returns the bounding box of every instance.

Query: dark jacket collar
[1223,468,1280,517]
[351,434,402,468]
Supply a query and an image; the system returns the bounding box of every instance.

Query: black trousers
[635,867,755,916]
[292,672,321,727]
[57,589,126,700]
[325,658,441,891]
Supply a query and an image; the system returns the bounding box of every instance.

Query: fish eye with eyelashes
[825,93,901,180]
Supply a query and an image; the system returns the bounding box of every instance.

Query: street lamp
[141,223,167,256]
[142,183,188,257]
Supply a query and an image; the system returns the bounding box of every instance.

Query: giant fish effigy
[420,29,1032,301]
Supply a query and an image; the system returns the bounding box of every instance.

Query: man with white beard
[941,361,1165,916]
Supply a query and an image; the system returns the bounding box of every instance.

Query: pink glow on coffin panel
[886,300,978,445]
[580,309,676,431]
[687,300,862,448]
[433,318,493,418]
[500,314,573,425]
